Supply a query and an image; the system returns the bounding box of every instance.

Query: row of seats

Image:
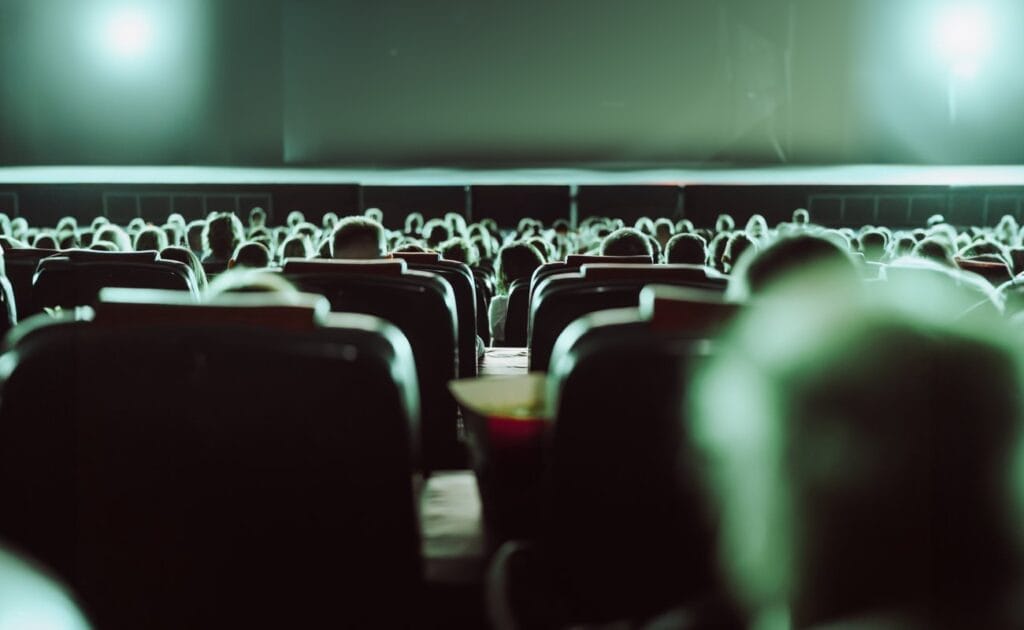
[0,290,423,628]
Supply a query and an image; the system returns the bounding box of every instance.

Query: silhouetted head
[496,241,545,294]
[203,213,244,261]
[665,233,708,265]
[232,241,271,269]
[330,217,386,259]
[600,228,653,258]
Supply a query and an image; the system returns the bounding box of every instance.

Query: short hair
[94,225,132,252]
[723,233,756,272]
[664,233,708,265]
[695,269,1024,622]
[203,213,244,260]
[365,207,384,224]
[600,228,653,258]
[160,246,207,290]
[496,241,545,294]
[134,226,168,252]
[792,208,810,224]
[330,217,386,259]
[438,237,479,266]
[232,241,271,268]
[729,233,859,299]
[404,212,425,235]
[322,212,339,231]
[914,238,955,266]
[423,219,451,247]
[286,211,306,228]
[249,206,267,228]
[33,233,58,250]
[278,235,312,261]
[715,214,735,233]
[186,220,206,254]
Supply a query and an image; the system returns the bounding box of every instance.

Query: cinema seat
[32,250,198,313]
[0,290,422,629]
[393,251,480,376]
[489,299,728,627]
[501,278,531,347]
[4,248,58,317]
[282,258,463,470]
[528,264,727,371]
[527,254,653,314]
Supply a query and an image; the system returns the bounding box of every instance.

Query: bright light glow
[934,5,992,78]
[106,8,154,58]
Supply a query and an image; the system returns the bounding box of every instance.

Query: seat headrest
[94,288,328,331]
[5,248,59,260]
[566,254,653,267]
[955,257,1012,285]
[282,258,407,276]
[392,252,441,264]
[639,285,740,334]
[62,249,159,263]
[580,263,710,282]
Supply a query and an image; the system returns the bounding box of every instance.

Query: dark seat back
[540,312,720,623]
[33,251,197,311]
[501,278,531,347]
[529,265,727,370]
[0,296,421,629]
[282,260,463,469]
[528,255,653,310]
[393,253,479,377]
[4,248,58,317]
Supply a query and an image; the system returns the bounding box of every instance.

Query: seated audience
[331,217,387,259]
[231,241,271,269]
[599,228,654,258]
[489,241,544,344]
[202,212,245,267]
[694,265,1024,628]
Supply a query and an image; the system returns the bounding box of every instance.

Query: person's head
[527,236,553,262]
[496,241,545,294]
[423,219,451,247]
[715,214,736,233]
[599,227,653,258]
[404,212,425,235]
[653,218,675,247]
[185,220,206,255]
[744,214,769,240]
[205,268,301,298]
[365,207,385,224]
[56,231,77,250]
[202,213,244,260]
[722,232,757,273]
[286,211,305,228]
[664,233,708,265]
[160,246,208,290]
[278,235,312,262]
[913,237,955,266]
[231,241,271,269]
[321,211,339,232]
[330,217,386,259]
[33,233,58,250]
[94,225,132,252]
[133,226,168,252]
[728,233,859,300]
[693,266,1024,626]
[792,208,810,225]
[859,229,889,262]
[438,237,479,266]
[10,217,28,240]
[55,217,77,234]
[248,206,267,230]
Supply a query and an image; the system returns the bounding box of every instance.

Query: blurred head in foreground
[0,545,90,629]
[692,264,1024,628]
